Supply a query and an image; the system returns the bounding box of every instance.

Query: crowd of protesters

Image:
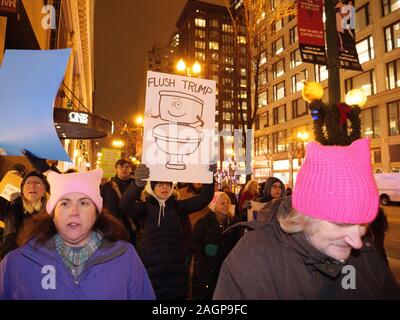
[0,141,399,300]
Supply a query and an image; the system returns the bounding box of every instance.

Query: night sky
[94,0,225,125]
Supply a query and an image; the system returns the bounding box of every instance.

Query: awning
[53,107,113,140]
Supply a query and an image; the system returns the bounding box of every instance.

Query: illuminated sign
[68,112,89,125]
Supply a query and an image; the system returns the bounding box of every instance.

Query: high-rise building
[146,44,176,74]
[252,0,400,187]
[174,0,250,185]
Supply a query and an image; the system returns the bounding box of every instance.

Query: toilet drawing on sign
[151,90,205,170]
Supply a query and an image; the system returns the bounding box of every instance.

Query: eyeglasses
[25,181,43,186]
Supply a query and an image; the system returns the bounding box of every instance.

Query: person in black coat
[191,192,242,300]
[120,164,215,300]
[100,158,138,246]
[0,171,49,260]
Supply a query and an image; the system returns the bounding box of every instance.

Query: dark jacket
[0,197,43,260]
[213,198,400,300]
[191,212,241,300]
[101,176,137,243]
[120,182,214,300]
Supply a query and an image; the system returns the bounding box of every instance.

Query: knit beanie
[46,168,103,214]
[292,138,379,224]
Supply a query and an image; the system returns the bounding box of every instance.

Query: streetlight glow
[112,139,125,148]
[177,59,186,72]
[192,61,201,74]
[135,115,144,126]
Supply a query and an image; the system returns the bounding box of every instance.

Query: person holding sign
[120,164,215,300]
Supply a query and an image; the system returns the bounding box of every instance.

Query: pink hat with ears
[292,138,379,224]
[46,168,103,214]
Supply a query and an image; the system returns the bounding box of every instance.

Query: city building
[173,0,251,186]
[252,0,400,187]
[0,0,112,174]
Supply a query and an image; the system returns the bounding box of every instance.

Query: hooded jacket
[120,181,214,300]
[213,197,400,300]
[0,237,155,300]
[256,177,286,203]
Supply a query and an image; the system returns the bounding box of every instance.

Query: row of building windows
[194,18,246,33]
[255,100,400,157]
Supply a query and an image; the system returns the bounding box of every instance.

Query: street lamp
[112,139,125,148]
[176,58,202,77]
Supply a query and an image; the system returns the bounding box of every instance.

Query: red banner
[0,0,19,16]
[298,0,327,65]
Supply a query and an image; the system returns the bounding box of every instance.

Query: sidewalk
[388,257,400,283]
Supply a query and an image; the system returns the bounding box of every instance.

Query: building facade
[252,0,400,187]
[0,0,108,174]
[174,0,251,186]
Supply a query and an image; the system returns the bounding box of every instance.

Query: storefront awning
[53,107,113,140]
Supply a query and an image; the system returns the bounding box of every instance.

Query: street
[382,204,400,282]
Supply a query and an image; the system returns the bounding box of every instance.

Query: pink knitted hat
[292,138,379,224]
[46,168,103,214]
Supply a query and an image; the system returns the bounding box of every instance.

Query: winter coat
[0,196,43,260]
[101,177,138,244]
[213,198,400,300]
[0,237,155,300]
[191,212,242,300]
[178,185,210,228]
[120,182,214,300]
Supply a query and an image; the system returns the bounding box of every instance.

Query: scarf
[145,181,175,228]
[55,230,103,279]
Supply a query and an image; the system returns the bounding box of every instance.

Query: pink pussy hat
[46,168,103,214]
[292,138,379,224]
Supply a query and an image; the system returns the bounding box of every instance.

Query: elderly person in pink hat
[213,139,400,299]
[0,169,155,300]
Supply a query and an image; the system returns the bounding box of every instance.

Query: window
[292,98,308,118]
[222,34,233,43]
[356,4,370,31]
[210,30,219,39]
[225,66,234,73]
[273,81,285,101]
[240,46,246,54]
[211,52,219,61]
[195,29,206,38]
[240,68,247,77]
[273,130,288,153]
[222,45,233,54]
[382,0,400,16]
[388,100,400,136]
[258,71,267,87]
[273,105,286,124]
[241,79,247,88]
[210,19,219,28]
[260,111,269,128]
[290,26,298,44]
[345,69,376,96]
[385,21,400,52]
[259,51,267,66]
[223,77,233,86]
[291,69,308,93]
[371,148,382,164]
[195,18,206,27]
[238,35,246,44]
[290,49,302,69]
[223,56,234,65]
[272,19,284,32]
[356,36,375,64]
[361,106,381,138]
[209,41,219,50]
[195,51,205,61]
[272,59,285,79]
[212,64,219,73]
[195,41,206,49]
[222,23,234,33]
[272,37,284,56]
[387,58,400,89]
[314,64,328,82]
[258,91,267,107]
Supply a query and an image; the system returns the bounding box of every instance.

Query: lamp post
[176,58,202,77]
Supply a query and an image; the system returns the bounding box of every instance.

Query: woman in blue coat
[0,169,155,300]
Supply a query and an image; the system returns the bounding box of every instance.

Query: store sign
[69,111,89,124]
[0,0,19,16]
